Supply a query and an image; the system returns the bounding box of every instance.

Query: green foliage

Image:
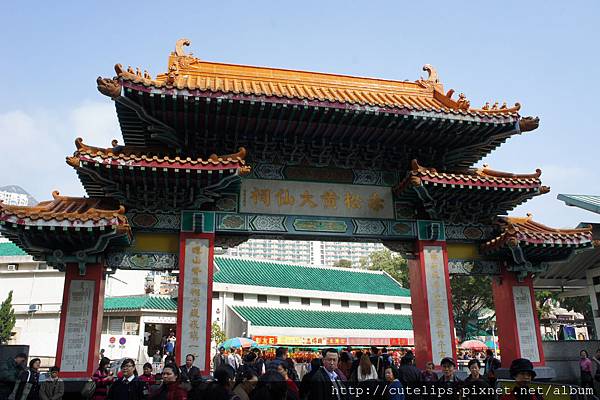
[534,290,558,320]
[332,259,353,268]
[360,249,409,288]
[0,291,16,344]
[211,322,227,348]
[450,275,494,341]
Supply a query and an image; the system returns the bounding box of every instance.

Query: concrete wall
[225,307,248,338]
[543,340,600,383]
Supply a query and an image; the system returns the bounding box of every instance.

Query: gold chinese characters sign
[180,238,210,369]
[423,246,454,363]
[240,179,394,219]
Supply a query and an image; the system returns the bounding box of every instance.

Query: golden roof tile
[103,39,523,120]
[0,191,130,232]
[481,214,593,253]
[68,138,250,173]
[395,160,547,194]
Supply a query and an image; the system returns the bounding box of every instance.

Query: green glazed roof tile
[232,306,413,331]
[0,242,28,256]
[214,257,409,297]
[103,295,177,311]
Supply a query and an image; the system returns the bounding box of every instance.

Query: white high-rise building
[0,190,29,206]
[225,239,385,267]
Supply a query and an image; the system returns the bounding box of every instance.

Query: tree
[534,290,558,320]
[333,259,353,268]
[0,290,16,344]
[360,249,409,288]
[533,290,595,338]
[450,275,494,342]
[211,322,227,349]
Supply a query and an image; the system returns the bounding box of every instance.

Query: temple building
[0,39,595,378]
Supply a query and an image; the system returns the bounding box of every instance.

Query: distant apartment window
[301,298,310,306]
[321,299,330,306]
[360,301,368,309]
[124,316,139,335]
[341,300,349,308]
[234,293,244,301]
[258,295,267,303]
[394,303,402,310]
[594,276,600,285]
[37,264,47,270]
[280,296,289,304]
[108,317,124,335]
[378,302,385,310]
[212,291,220,299]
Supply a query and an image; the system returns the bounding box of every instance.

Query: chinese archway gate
[0,39,594,377]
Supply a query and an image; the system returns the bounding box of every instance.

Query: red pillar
[176,233,215,374]
[409,241,457,369]
[492,268,545,367]
[55,263,105,379]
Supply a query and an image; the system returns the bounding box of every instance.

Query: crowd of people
[0,346,552,400]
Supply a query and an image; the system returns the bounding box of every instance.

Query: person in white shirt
[356,353,378,381]
[228,347,242,371]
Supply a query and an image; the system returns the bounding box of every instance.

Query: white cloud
[0,101,119,201]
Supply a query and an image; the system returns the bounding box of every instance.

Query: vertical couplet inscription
[60,280,94,372]
[512,286,540,362]
[423,246,453,363]
[180,238,210,368]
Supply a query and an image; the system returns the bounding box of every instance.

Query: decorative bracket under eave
[505,237,551,281]
[411,180,439,220]
[47,250,102,276]
[518,116,540,133]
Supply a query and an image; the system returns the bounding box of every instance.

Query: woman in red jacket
[92,358,114,400]
[150,364,187,400]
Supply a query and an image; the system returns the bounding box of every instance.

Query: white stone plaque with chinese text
[60,280,94,372]
[180,238,210,368]
[423,246,454,363]
[240,179,394,219]
[512,286,540,362]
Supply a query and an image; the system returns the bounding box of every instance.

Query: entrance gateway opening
[0,39,593,378]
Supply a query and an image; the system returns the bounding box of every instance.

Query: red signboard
[390,338,409,346]
[326,337,348,345]
[253,336,277,345]
[370,338,390,346]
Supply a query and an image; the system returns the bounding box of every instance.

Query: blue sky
[1,1,598,228]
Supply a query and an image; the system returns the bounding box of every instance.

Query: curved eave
[417,177,540,191]
[121,80,520,124]
[74,153,246,172]
[481,232,594,255]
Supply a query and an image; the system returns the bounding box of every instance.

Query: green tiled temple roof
[103,295,177,311]
[214,257,410,297]
[232,306,413,331]
[0,241,27,256]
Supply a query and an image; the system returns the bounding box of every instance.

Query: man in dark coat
[0,352,27,399]
[179,354,201,383]
[309,348,347,400]
[106,359,146,400]
[483,349,501,386]
[398,354,421,400]
[437,357,462,400]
